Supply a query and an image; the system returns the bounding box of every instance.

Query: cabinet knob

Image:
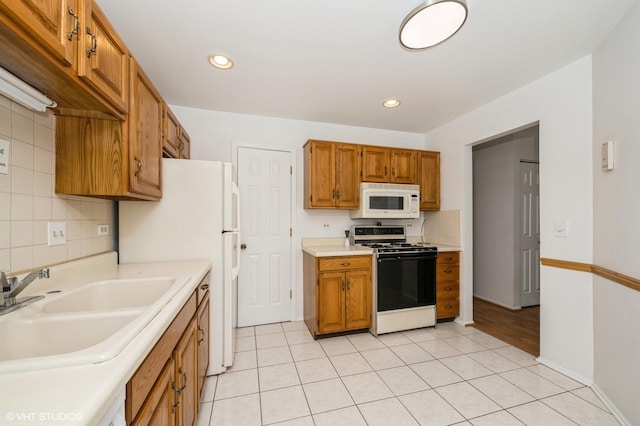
[240,243,247,250]
[340,262,350,267]
[134,157,143,176]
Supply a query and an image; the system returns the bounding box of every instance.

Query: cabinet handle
[445,257,453,262]
[176,369,187,394]
[444,269,452,273]
[198,326,205,344]
[342,281,345,291]
[86,27,97,58]
[392,167,396,176]
[336,190,340,199]
[384,166,387,176]
[200,283,209,291]
[340,262,350,267]
[67,7,79,41]
[445,287,452,291]
[445,305,452,309]
[171,399,180,413]
[134,157,143,176]
[347,280,350,290]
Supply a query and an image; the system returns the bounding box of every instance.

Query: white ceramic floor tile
[236,326,255,337]
[214,368,259,400]
[402,327,438,343]
[526,364,583,391]
[468,374,535,408]
[467,350,520,374]
[571,387,609,411]
[430,327,461,339]
[399,389,465,426]
[442,336,489,354]
[295,357,338,384]
[256,332,288,349]
[500,368,564,399]
[236,335,257,352]
[377,366,430,396]
[330,352,373,376]
[255,322,285,335]
[261,385,310,424]
[342,371,394,403]
[390,343,434,364]
[377,331,413,347]
[466,331,509,349]
[313,406,367,426]
[435,381,502,419]
[281,321,307,332]
[289,341,326,362]
[440,355,493,380]
[228,350,258,372]
[493,346,538,367]
[360,347,404,370]
[257,346,293,367]
[508,400,576,426]
[469,410,524,426]
[270,416,315,426]
[418,340,463,359]
[347,332,386,351]
[195,401,212,426]
[541,392,618,425]
[201,376,218,402]
[210,393,262,425]
[358,397,419,426]
[302,378,354,414]
[318,336,357,356]
[410,360,464,388]
[259,362,301,391]
[285,330,315,345]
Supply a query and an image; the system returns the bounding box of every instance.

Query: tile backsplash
[0,95,116,273]
[423,209,461,247]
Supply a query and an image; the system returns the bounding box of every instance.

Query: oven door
[376,252,437,312]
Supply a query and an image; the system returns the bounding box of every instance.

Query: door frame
[232,142,296,322]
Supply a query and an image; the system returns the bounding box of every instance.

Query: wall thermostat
[601,140,614,171]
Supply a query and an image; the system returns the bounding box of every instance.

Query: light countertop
[0,252,211,426]
[302,245,374,257]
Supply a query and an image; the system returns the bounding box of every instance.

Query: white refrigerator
[118,159,239,375]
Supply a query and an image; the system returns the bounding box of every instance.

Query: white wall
[592,2,640,424]
[424,56,594,382]
[170,106,425,319]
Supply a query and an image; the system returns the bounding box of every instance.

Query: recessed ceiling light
[383,99,401,108]
[208,54,234,70]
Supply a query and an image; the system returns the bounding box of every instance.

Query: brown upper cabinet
[361,146,417,184]
[178,126,190,159]
[417,151,440,210]
[163,103,191,159]
[304,140,360,209]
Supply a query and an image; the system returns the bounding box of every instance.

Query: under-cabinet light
[0,66,57,112]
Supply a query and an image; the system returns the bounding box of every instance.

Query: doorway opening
[471,124,540,355]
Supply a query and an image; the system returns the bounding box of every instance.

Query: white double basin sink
[0,276,183,374]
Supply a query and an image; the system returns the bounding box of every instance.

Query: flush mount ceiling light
[383,99,401,108]
[399,0,468,50]
[208,54,234,70]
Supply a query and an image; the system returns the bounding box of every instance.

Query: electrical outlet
[97,224,109,236]
[47,222,66,246]
[322,224,330,228]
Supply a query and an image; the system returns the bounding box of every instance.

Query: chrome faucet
[1,268,49,314]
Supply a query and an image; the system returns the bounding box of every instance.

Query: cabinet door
[163,103,180,158]
[335,143,360,208]
[178,126,190,159]
[361,146,390,182]
[305,140,336,208]
[129,58,163,198]
[417,151,440,210]
[345,269,371,330]
[132,358,176,426]
[390,149,417,184]
[196,294,209,399]
[78,0,129,113]
[175,319,198,426]
[0,0,77,66]
[317,272,345,334]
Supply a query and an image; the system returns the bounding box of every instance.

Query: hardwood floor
[472,297,540,356]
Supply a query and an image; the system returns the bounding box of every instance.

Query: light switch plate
[0,138,9,175]
[602,140,614,171]
[554,220,569,238]
[47,222,66,246]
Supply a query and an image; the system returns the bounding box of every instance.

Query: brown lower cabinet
[304,253,372,337]
[436,252,460,320]
[127,271,210,425]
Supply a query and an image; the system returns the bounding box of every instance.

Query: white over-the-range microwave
[350,182,420,219]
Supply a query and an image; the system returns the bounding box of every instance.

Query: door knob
[240,244,247,250]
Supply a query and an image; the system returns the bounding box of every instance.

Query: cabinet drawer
[437,299,459,319]
[436,281,459,299]
[436,264,459,281]
[318,256,371,272]
[437,252,459,264]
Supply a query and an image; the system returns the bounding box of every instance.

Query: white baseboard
[473,294,521,310]
[591,383,632,426]
[454,318,474,326]
[535,356,593,386]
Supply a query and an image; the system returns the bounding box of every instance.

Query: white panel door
[237,147,292,326]
[519,162,540,307]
